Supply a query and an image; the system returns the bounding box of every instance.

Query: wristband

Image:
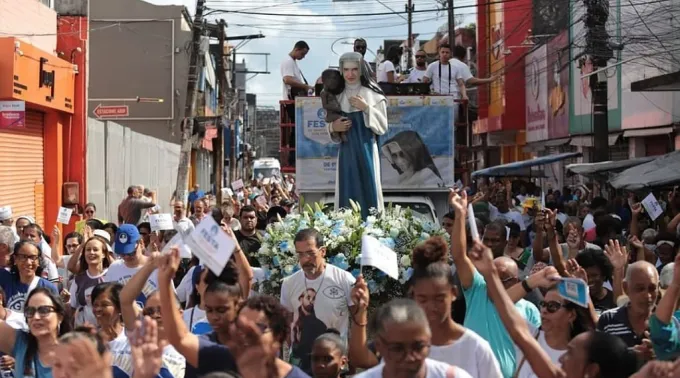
[521,279,532,293]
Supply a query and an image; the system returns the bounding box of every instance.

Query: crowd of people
[0,176,679,378]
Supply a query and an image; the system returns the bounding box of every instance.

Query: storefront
[0,37,76,231]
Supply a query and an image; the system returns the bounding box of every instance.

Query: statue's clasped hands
[349,95,368,111]
[331,117,352,133]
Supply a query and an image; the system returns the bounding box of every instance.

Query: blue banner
[296,96,456,191]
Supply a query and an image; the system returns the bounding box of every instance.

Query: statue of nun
[326,52,388,219]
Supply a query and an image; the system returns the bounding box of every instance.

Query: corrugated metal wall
[87,118,181,223]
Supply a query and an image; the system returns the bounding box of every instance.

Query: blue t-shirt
[650,310,680,361]
[463,270,541,378]
[184,333,237,378]
[12,330,52,378]
[0,271,58,312]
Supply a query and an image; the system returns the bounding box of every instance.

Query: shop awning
[609,151,680,190]
[622,126,673,138]
[569,133,621,147]
[471,152,582,178]
[566,157,655,179]
[631,71,680,92]
[523,137,571,153]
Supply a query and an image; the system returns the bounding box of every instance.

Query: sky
[148,0,476,106]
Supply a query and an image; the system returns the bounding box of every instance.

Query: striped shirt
[597,305,646,348]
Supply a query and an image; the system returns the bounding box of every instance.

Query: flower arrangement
[256,200,448,306]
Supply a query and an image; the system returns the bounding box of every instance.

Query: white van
[252,158,281,181]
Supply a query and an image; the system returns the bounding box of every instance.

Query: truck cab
[252,158,281,181]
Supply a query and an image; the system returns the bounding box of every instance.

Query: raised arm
[448,189,475,289]
[120,258,158,331]
[468,241,565,378]
[158,247,200,367]
[220,222,253,299]
[348,275,379,368]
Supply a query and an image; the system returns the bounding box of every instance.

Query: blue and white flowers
[256,201,447,305]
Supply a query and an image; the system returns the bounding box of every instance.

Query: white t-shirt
[451,58,473,84]
[281,55,305,100]
[103,260,165,307]
[182,305,212,335]
[515,325,565,378]
[377,60,396,83]
[583,213,596,231]
[429,329,503,378]
[404,68,427,83]
[109,331,186,378]
[4,309,27,331]
[176,265,195,304]
[354,358,473,378]
[490,204,527,231]
[280,264,355,368]
[424,61,463,96]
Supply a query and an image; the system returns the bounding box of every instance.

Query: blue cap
[114,224,141,255]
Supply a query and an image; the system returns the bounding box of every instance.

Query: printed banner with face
[295,96,455,191]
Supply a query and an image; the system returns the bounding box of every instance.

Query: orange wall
[0,37,72,235]
[57,17,88,235]
[0,37,75,114]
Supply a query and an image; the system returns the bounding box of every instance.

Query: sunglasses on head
[539,300,566,313]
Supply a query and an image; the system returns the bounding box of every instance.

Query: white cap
[660,262,675,289]
[0,206,11,221]
[92,229,113,252]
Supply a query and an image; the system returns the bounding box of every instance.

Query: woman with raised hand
[468,240,638,378]
[0,287,71,377]
[157,247,242,378]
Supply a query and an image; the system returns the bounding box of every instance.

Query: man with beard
[281,228,356,375]
[235,205,263,267]
[402,49,428,83]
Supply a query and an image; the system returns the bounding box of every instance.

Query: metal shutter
[0,111,45,226]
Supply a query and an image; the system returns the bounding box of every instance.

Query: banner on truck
[296,96,456,191]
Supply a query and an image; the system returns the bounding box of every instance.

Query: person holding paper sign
[280,228,356,375]
[467,240,639,378]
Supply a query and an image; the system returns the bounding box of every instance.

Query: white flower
[283,265,293,275]
[400,255,411,267]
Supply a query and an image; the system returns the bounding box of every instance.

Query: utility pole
[584,0,613,162]
[175,0,206,208]
[230,49,238,184]
[406,0,414,69]
[447,0,455,48]
[215,18,227,205]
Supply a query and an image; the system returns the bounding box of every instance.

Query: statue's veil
[339,52,384,95]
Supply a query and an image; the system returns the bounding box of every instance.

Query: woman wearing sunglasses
[514,287,595,378]
[0,287,71,377]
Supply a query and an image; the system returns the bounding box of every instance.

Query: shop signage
[93,104,129,119]
[0,101,25,129]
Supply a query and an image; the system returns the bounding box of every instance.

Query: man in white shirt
[423,44,467,99]
[280,228,356,375]
[402,49,428,83]
[281,40,313,100]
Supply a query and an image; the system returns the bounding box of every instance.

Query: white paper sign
[641,193,664,221]
[149,213,174,232]
[56,207,73,224]
[262,177,271,185]
[558,277,590,308]
[360,235,399,280]
[256,195,267,206]
[467,204,479,241]
[186,216,236,275]
[231,179,244,191]
[162,233,192,259]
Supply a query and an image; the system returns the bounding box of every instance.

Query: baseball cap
[114,224,141,255]
[0,206,11,222]
[93,229,113,252]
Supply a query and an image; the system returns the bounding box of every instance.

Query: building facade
[0,0,77,234]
